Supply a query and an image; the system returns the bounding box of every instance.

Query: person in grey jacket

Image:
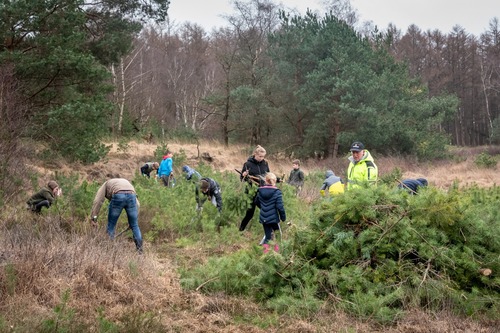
[320,170,344,196]
[182,165,202,181]
[255,172,286,253]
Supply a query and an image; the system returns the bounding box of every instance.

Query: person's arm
[166,159,173,176]
[240,162,249,181]
[254,190,261,208]
[298,170,305,183]
[214,187,223,213]
[90,183,107,224]
[276,191,286,222]
[366,162,378,184]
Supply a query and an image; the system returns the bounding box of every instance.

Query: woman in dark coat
[239,145,270,231]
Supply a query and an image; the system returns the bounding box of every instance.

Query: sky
[167,0,500,36]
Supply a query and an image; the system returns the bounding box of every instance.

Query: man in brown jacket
[90,178,143,253]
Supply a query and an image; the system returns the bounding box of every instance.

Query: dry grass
[24,140,500,192]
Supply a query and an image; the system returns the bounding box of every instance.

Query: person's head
[292,159,300,169]
[200,179,210,193]
[350,141,365,162]
[253,145,266,162]
[153,162,159,170]
[182,165,190,173]
[325,170,335,178]
[417,178,428,187]
[264,172,277,186]
[164,150,173,159]
[47,181,59,191]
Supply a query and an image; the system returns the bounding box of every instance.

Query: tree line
[1,0,499,166]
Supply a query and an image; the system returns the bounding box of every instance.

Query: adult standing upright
[158,150,173,187]
[239,145,270,231]
[90,178,143,253]
[347,141,378,190]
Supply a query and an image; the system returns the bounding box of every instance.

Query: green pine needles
[181,181,500,323]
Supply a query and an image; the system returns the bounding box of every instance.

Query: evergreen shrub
[182,180,500,323]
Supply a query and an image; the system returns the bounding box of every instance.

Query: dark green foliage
[47,101,111,163]
[182,178,500,323]
[474,152,497,168]
[267,12,457,158]
[0,0,170,163]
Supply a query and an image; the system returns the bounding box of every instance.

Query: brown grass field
[1,141,499,332]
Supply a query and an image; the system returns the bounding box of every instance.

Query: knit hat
[47,181,59,190]
[200,179,209,192]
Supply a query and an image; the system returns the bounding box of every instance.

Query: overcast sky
[167,0,499,36]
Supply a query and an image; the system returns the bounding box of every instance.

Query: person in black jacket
[239,145,270,231]
[398,178,428,194]
[198,177,222,213]
[255,172,286,253]
[140,162,159,178]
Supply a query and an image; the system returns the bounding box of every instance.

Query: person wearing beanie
[182,165,202,181]
[320,170,344,196]
[398,178,428,194]
[197,177,222,213]
[140,161,159,178]
[90,178,143,253]
[347,141,378,190]
[26,180,62,213]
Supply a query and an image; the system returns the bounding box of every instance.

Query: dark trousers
[161,175,171,187]
[262,222,280,244]
[32,200,50,213]
[239,198,257,231]
[140,166,151,178]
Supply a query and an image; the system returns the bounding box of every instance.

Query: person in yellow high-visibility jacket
[347,141,378,190]
[320,170,344,196]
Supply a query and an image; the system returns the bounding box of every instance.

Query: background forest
[2,0,500,170]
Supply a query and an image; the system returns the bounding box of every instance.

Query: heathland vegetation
[1,0,499,331]
[0,141,499,332]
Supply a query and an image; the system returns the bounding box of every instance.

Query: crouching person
[198,178,222,213]
[90,178,143,254]
[255,172,286,253]
[26,180,62,213]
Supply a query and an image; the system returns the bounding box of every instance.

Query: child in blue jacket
[255,172,286,253]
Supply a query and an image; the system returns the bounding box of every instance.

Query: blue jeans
[107,193,142,251]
